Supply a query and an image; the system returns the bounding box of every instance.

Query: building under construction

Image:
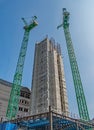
[31,37,69,116]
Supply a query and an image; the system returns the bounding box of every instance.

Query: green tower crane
[6,16,38,120]
[57,8,90,121]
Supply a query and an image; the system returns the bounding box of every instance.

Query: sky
[0,0,94,119]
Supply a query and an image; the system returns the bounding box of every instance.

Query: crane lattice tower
[6,16,38,120]
[57,8,90,121]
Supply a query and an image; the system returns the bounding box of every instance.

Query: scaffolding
[0,107,94,130]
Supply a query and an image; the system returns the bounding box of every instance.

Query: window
[24,108,28,112]
[25,94,30,99]
[20,92,25,97]
[19,107,23,111]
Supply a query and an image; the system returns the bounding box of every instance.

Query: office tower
[31,37,69,116]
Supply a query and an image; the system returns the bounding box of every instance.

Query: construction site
[0,8,94,130]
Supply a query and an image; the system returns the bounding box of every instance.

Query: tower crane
[57,8,90,121]
[6,16,38,120]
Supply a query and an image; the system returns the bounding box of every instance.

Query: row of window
[19,99,29,105]
[20,92,30,99]
[19,107,28,112]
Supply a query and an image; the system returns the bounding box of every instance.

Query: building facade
[0,79,31,121]
[31,37,69,115]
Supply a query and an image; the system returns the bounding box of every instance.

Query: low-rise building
[0,79,31,121]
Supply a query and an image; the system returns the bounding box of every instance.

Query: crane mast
[6,16,38,120]
[57,8,90,121]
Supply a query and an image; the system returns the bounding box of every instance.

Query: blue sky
[0,0,94,119]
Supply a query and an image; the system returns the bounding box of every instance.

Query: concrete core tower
[31,37,69,116]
